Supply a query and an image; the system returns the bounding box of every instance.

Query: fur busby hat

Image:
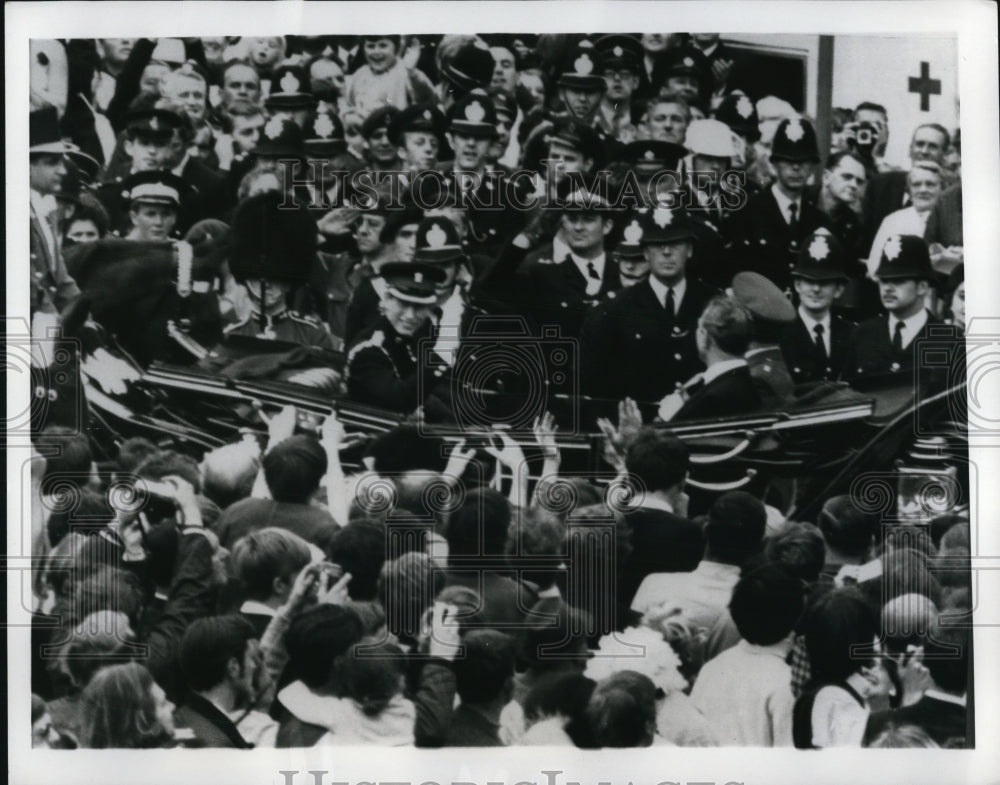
[229,191,318,285]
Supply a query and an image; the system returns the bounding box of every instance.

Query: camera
[418,315,580,438]
[847,120,879,156]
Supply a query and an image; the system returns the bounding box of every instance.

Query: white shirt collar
[924,689,966,707]
[770,182,801,224]
[240,599,277,617]
[571,252,606,295]
[31,189,58,218]
[888,309,929,348]
[798,307,832,351]
[648,276,687,309]
[635,494,674,514]
[703,357,748,384]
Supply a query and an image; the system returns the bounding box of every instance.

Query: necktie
[788,201,799,233]
[813,323,827,360]
[586,261,600,281]
[664,286,676,324]
[893,321,905,353]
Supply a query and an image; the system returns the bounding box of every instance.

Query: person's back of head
[523,670,597,730]
[327,522,386,601]
[231,527,313,603]
[79,662,169,748]
[881,593,939,656]
[40,425,94,493]
[71,567,145,629]
[285,604,364,692]
[519,601,591,673]
[116,437,159,475]
[818,495,877,561]
[62,610,135,691]
[729,562,804,645]
[180,614,257,693]
[136,449,202,493]
[765,521,826,583]
[453,629,516,706]
[507,506,566,590]
[445,487,511,559]
[262,435,327,504]
[200,442,261,509]
[585,671,657,748]
[336,638,406,717]
[801,587,878,683]
[378,551,443,644]
[881,546,942,608]
[699,295,753,359]
[868,723,941,748]
[924,620,969,696]
[624,427,689,495]
[706,491,767,566]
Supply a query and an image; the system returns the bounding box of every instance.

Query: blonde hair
[79,663,170,748]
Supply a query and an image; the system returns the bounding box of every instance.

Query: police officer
[390,102,448,177]
[436,37,496,112]
[223,191,338,350]
[609,220,650,288]
[721,116,830,296]
[615,138,686,208]
[729,271,796,408]
[580,206,716,409]
[361,105,404,172]
[713,91,760,172]
[556,40,607,128]
[780,231,856,385]
[594,34,644,143]
[656,47,712,112]
[264,64,318,130]
[347,261,453,417]
[119,170,188,241]
[844,234,942,387]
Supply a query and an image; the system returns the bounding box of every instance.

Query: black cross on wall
[909,61,942,112]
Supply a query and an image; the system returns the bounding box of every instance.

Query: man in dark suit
[618,428,704,609]
[865,624,970,748]
[861,123,950,249]
[580,206,715,409]
[781,231,857,384]
[721,117,831,295]
[658,294,763,421]
[844,234,942,387]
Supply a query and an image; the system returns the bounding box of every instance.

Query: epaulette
[347,329,387,362]
[223,317,251,333]
[288,311,322,326]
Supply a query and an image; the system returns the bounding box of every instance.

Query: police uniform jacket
[780,313,855,385]
[31,207,80,315]
[580,276,715,404]
[347,316,451,416]
[745,345,795,408]
[721,189,831,294]
[223,309,338,351]
[671,364,764,421]
[843,311,942,386]
[292,250,355,346]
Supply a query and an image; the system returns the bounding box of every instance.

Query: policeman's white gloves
[81,347,142,394]
[657,390,686,422]
[596,397,643,472]
[426,602,463,662]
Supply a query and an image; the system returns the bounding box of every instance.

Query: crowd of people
[27,33,971,750]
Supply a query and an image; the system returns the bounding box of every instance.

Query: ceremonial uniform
[745,346,795,408]
[223,309,337,350]
[730,271,797,408]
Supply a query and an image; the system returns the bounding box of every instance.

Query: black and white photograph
[7,2,1000,784]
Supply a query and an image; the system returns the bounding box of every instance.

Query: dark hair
[378,551,443,644]
[523,670,597,725]
[62,613,135,690]
[231,528,313,601]
[180,614,257,692]
[506,506,566,590]
[881,547,942,607]
[79,663,170,748]
[765,522,826,583]
[729,563,804,645]
[285,605,364,690]
[445,487,511,559]
[135,449,202,493]
[700,295,753,356]
[63,200,110,240]
[585,670,657,748]
[801,587,878,682]
[262,435,327,503]
[706,491,767,566]
[71,567,145,628]
[47,487,115,547]
[117,437,159,474]
[818,495,878,558]
[519,600,591,672]
[624,427,689,493]
[825,149,868,173]
[453,629,516,704]
[39,425,93,493]
[337,639,406,717]
[327,522,386,601]
[929,513,968,550]
[914,123,950,148]
[925,621,969,694]
[361,34,402,51]
[854,101,887,119]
